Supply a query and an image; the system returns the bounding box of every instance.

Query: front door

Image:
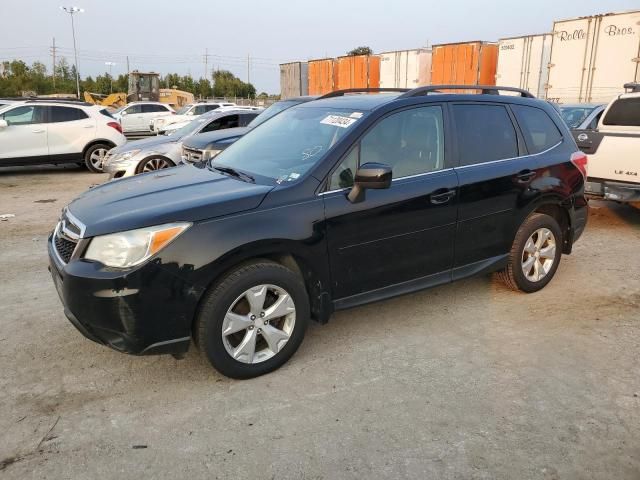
[323,105,458,305]
[0,105,48,162]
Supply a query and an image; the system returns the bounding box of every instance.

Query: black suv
[49,86,588,379]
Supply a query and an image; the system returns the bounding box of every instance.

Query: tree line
[0,58,263,99]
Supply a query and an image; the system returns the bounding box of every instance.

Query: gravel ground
[0,165,639,479]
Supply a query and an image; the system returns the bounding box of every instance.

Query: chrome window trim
[319,167,454,196]
[454,140,563,170]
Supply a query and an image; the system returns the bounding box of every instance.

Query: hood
[110,135,178,154]
[183,127,250,149]
[68,164,273,237]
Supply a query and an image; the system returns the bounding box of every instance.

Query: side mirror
[120,110,128,116]
[347,162,392,203]
[0,119,7,129]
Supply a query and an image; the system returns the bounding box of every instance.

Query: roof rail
[319,88,410,99]
[623,82,640,93]
[399,85,535,98]
[24,98,92,105]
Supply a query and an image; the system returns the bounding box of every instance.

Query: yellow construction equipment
[83,91,127,109]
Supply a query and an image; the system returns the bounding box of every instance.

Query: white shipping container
[380,49,431,89]
[546,10,640,104]
[497,34,552,97]
[280,62,309,99]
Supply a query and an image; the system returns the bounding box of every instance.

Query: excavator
[84,71,194,110]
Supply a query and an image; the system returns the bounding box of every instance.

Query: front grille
[182,146,203,163]
[54,233,77,263]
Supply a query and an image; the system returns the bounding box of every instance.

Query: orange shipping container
[431,41,498,86]
[334,55,381,90]
[308,58,336,95]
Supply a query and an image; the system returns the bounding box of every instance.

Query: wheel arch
[191,240,333,340]
[135,154,176,174]
[515,195,573,254]
[82,139,117,157]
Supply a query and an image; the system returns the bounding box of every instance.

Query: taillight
[107,121,123,134]
[570,151,588,178]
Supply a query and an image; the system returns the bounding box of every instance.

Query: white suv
[150,101,236,133]
[0,100,126,172]
[112,101,175,135]
[574,85,640,203]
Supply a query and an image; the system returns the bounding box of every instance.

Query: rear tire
[196,260,309,379]
[84,143,111,173]
[498,213,562,293]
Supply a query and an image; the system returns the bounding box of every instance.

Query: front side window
[213,106,368,183]
[327,106,445,189]
[1,105,45,125]
[49,106,89,123]
[142,104,166,113]
[126,104,142,114]
[193,105,207,115]
[512,105,562,154]
[453,104,518,166]
[602,98,640,127]
[175,105,192,115]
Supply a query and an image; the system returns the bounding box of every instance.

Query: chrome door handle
[32,129,45,133]
[83,125,94,128]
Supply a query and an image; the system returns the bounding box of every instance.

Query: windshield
[175,105,192,115]
[169,118,206,138]
[559,106,597,128]
[212,106,367,183]
[247,100,302,128]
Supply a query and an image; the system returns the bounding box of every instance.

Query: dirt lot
[0,165,639,479]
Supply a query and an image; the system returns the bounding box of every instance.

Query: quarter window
[602,98,640,127]
[329,147,358,190]
[512,105,562,154]
[49,106,89,123]
[453,104,518,166]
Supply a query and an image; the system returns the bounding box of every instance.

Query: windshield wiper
[212,165,255,183]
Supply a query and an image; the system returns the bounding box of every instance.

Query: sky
[1,0,638,94]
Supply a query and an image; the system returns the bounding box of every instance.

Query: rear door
[141,104,171,131]
[120,104,142,132]
[451,102,562,277]
[0,105,48,162]
[47,106,95,158]
[323,105,458,304]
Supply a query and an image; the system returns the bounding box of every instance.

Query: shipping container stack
[379,49,432,89]
[497,34,552,99]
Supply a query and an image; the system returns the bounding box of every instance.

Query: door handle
[516,170,537,182]
[430,188,456,205]
[32,129,45,133]
[83,125,94,129]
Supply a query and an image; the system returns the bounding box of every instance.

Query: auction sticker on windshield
[320,115,358,128]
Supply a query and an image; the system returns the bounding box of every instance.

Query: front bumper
[48,235,200,355]
[585,179,640,203]
[103,156,140,180]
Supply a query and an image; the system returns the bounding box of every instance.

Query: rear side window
[201,115,240,133]
[512,105,562,154]
[453,104,518,166]
[49,106,89,123]
[603,98,640,126]
[240,113,258,126]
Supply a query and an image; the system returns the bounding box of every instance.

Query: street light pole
[105,62,116,93]
[60,6,84,99]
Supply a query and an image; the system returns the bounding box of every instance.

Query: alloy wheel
[142,158,171,172]
[521,227,557,282]
[89,148,109,171]
[222,284,296,364]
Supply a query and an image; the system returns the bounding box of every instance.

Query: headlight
[84,222,190,268]
[202,148,222,161]
[115,149,141,162]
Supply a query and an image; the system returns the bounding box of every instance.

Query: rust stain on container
[334,55,381,90]
[308,58,336,95]
[431,41,498,89]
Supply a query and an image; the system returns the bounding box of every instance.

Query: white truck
[574,83,640,203]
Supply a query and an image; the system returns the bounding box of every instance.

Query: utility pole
[204,48,209,80]
[247,53,251,84]
[51,37,56,89]
[60,6,84,99]
[126,56,130,75]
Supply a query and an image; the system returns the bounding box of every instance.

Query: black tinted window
[240,113,259,126]
[453,104,518,166]
[126,105,142,114]
[512,105,562,154]
[142,104,167,113]
[49,106,88,123]
[99,108,114,119]
[603,98,640,126]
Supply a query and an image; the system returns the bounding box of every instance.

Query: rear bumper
[585,179,640,203]
[48,235,199,355]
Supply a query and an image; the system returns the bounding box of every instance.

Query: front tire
[136,156,174,174]
[197,260,310,379]
[498,213,562,293]
[84,143,111,173]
